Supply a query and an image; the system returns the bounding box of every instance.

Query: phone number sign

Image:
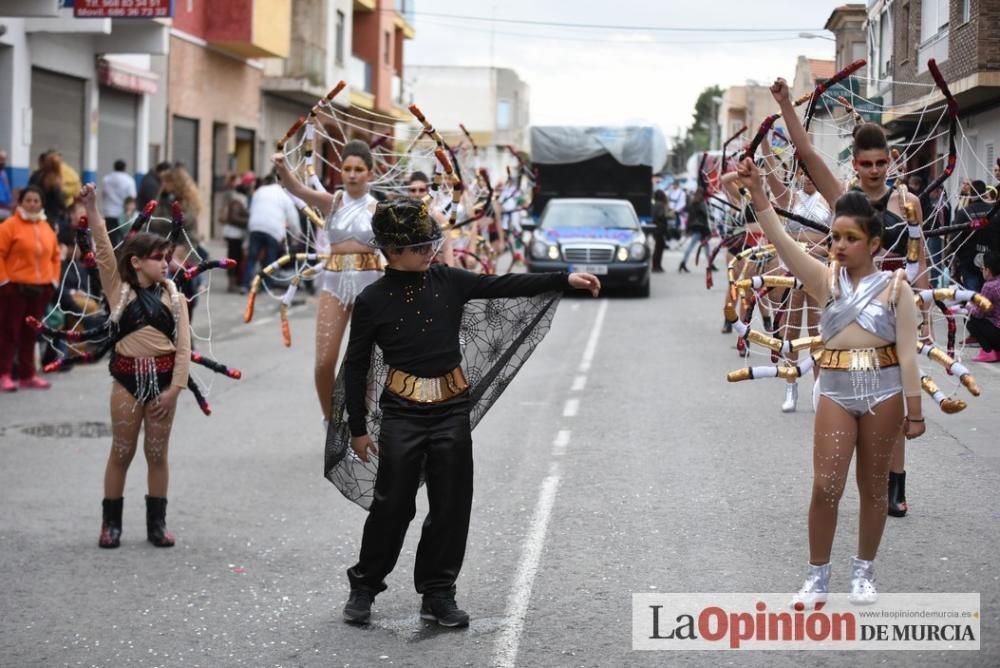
[72,0,174,18]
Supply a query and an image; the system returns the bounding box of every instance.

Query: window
[920,0,949,43]
[384,31,391,65]
[878,11,893,77]
[496,99,512,130]
[335,10,345,66]
[961,0,970,22]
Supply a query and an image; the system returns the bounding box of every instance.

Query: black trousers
[347,396,473,596]
[967,316,1000,352]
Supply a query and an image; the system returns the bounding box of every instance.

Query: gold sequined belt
[324,252,383,272]
[818,345,899,370]
[385,367,469,404]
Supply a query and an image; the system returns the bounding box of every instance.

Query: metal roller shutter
[30,68,85,174]
[98,87,138,178]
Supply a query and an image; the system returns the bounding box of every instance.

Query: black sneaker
[343,590,375,624]
[420,596,470,627]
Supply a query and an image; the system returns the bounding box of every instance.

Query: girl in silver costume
[273,140,382,423]
[736,158,925,607]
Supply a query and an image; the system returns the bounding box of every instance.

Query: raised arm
[769,78,844,205]
[79,184,123,306]
[272,152,335,217]
[736,158,830,302]
[760,134,793,209]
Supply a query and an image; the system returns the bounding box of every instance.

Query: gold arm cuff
[818,345,899,370]
[971,294,993,312]
[385,367,470,404]
[324,253,384,272]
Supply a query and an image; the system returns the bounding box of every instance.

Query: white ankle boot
[848,556,878,605]
[781,383,798,413]
[790,562,831,608]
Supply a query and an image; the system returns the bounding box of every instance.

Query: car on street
[523,198,653,297]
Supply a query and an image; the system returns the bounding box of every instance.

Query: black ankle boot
[99,497,124,548]
[888,471,908,517]
[145,495,176,547]
[678,262,690,273]
[762,316,773,333]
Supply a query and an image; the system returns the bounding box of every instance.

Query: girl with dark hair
[273,138,382,424]
[771,77,927,517]
[738,158,924,606]
[79,183,191,549]
[0,186,60,391]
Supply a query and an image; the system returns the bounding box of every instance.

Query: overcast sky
[405,1,843,139]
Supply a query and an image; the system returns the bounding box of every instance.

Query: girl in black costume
[79,184,191,549]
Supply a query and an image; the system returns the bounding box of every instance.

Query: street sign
[70,0,174,18]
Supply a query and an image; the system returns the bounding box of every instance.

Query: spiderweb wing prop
[36,205,240,415]
[324,292,561,509]
[718,57,998,412]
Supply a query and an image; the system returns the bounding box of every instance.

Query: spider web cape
[323,291,561,509]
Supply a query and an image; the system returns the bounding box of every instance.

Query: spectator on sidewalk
[924,184,951,288]
[241,173,299,291]
[29,151,68,241]
[101,159,137,246]
[0,186,60,391]
[0,149,13,219]
[137,161,170,210]
[155,165,201,238]
[666,180,687,242]
[951,180,1000,293]
[968,251,1000,363]
[220,173,252,292]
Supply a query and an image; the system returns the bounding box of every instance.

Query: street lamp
[798,32,835,41]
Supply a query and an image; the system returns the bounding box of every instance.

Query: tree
[667,85,724,174]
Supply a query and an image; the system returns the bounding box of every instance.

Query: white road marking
[551,429,571,457]
[252,316,274,327]
[493,463,562,668]
[493,298,609,667]
[562,398,579,417]
[579,300,608,372]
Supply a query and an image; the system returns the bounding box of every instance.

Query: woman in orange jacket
[0,186,61,391]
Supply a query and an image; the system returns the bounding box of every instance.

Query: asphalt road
[2,249,998,667]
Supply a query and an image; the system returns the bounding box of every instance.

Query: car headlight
[547,244,560,260]
[531,239,551,260]
[616,247,629,262]
[628,242,647,261]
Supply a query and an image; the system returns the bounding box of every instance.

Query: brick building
[868,0,1000,190]
[168,0,291,238]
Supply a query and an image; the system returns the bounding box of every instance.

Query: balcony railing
[350,55,373,94]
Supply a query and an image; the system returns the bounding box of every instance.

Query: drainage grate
[19,422,113,439]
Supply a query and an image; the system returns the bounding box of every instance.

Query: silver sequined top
[820,268,896,344]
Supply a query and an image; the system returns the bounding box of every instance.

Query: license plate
[569,264,608,275]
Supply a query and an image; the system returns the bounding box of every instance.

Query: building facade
[168,0,290,238]
[405,65,530,182]
[869,0,1000,190]
[0,0,167,188]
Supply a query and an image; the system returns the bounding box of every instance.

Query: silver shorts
[818,366,903,417]
[316,269,382,307]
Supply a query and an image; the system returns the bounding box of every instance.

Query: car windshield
[541,203,638,229]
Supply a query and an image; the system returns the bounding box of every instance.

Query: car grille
[563,246,614,263]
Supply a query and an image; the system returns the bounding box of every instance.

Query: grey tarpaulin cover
[530,126,667,171]
[324,292,561,509]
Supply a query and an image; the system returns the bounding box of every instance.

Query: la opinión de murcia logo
[632,594,980,651]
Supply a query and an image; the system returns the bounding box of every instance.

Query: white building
[0,0,168,188]
[404,65,530,183]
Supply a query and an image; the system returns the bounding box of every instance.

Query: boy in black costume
[340,199,600,626]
